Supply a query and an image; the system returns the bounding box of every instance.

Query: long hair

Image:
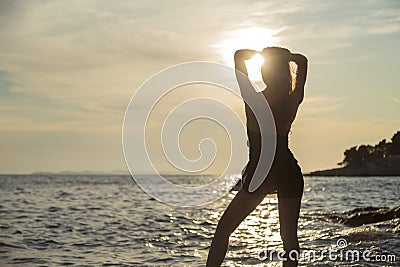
[261,47,297,93]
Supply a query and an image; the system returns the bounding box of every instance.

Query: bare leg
[206,187,267,267]
[277,195,302,267]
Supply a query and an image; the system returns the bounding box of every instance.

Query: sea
[0,175,399,267]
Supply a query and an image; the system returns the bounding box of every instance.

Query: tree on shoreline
[339,130,400,166]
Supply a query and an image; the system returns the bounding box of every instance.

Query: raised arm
[234,49,257,76]
[290,53,308,103]
[234,49,258,100]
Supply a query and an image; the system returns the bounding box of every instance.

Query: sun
[214,26,283,81]
[245,54,264,82]
[214,26,282,81]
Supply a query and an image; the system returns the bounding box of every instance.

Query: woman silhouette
[206,47,308,267]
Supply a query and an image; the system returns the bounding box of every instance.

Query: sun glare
[214,26,283,82]
[245,54,264,81]
[214,27,282,64]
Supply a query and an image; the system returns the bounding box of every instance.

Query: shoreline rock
[333,206,400,227]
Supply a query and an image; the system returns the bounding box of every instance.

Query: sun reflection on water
[224,194,283,266]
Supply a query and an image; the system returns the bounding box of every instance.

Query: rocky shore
[330,206,400,228]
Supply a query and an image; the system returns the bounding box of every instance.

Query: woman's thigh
[217,186,271,235]
[275,151,304,198]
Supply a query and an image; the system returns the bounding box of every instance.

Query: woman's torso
[245,86,302,138]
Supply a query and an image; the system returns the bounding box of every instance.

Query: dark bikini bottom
[241,131,304,198]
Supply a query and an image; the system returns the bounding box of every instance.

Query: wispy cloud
[390,97,400,104]
[299,96,346,117]
[0,0,398,173]
[313,54,374,65]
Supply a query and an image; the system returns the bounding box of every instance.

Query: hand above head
[234,49,259,78]
[290,53,308,65]
[234,49,258,61]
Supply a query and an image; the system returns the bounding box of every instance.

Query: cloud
[298,96,346,117]
[1,0,313,131]
[390,97,400,104]
[313,54,373,65]
[0,0,398,173]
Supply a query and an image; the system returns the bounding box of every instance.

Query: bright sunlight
[214,26,283,82]
[245,53,264,82]
[215,27,282,65]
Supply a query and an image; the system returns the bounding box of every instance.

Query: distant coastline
[5,130,400,177]
[29,170,129,175]
[308,130,400,176]
[307,155,400,176]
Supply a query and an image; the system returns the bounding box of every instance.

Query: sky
[0,0,399,174]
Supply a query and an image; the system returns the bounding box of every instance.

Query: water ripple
[0,175,398,266]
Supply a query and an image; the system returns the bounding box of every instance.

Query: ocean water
[0,175,399,266]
